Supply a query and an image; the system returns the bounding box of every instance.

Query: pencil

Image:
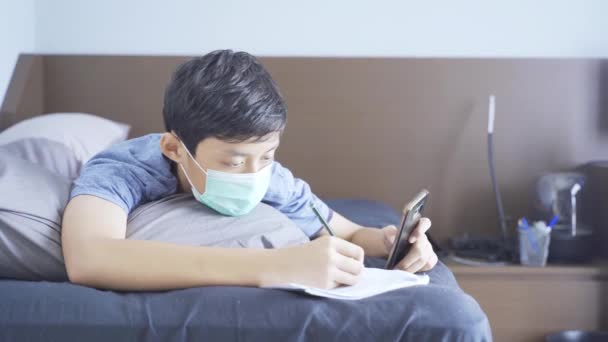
[310,202,335,236]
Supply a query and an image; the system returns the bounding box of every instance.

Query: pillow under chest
[127,194,310,249]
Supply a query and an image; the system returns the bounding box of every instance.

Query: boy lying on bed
[61,50,437,291]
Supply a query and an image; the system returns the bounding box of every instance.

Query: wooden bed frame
[2,54,608,245]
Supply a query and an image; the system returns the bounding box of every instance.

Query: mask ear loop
[172,133,209,175]
[172,133,207,193]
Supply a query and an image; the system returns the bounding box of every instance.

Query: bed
[0,54,492,341]
[0,198,490,341]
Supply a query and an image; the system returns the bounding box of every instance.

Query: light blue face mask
[178,142,272,216]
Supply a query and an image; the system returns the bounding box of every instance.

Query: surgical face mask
[178,142,272,216]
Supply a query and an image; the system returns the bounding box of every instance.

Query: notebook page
[265,267,429,300]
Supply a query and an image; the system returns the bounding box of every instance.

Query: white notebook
[264,267,429,300]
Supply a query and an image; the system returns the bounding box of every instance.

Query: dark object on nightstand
[448,234,516,262]
[546,330,608,342]
[535,172,599,263]
[548,224,595,263]
[580,161,608,259]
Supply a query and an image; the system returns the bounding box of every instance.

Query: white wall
[0,0,36,106]
[1,0,608,104]
[35,0,608,57]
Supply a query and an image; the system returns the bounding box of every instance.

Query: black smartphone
[385,189,430,270]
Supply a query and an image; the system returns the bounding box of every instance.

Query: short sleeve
[262,162,334,237]
[69,134,177,214]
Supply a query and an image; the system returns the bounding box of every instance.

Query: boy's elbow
[63,243,100,286]
[64,254,91,285]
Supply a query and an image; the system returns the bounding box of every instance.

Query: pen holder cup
[518,228,551,267]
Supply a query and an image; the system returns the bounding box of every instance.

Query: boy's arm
[62,195,364,291]
[321,211,438,272]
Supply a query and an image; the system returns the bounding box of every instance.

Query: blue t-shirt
[70,134,333,237]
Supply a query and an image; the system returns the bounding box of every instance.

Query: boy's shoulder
[85,133,169,170]
[101,133,163,156]
[70,133,177,213]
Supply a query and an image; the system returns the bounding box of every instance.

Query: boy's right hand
[265,236,365,289]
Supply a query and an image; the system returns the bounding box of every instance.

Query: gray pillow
[128,194,309,249]
[0,153,70,281]
[0,137,82,180]
[0,152,309,281]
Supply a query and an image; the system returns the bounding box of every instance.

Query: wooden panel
[265,58,608,244]
[43,55,183,138]
[0,55,44,130]
[4,55,608,246]
[451,263,608,342]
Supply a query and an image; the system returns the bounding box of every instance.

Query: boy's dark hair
[163,50,287,154]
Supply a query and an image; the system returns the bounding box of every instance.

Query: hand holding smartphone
[385,189,430,270]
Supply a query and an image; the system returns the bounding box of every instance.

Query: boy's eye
[225,161,244,168]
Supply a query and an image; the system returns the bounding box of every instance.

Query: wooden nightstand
[446,261,608,342]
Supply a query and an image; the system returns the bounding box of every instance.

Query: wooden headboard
[3,54,608,243]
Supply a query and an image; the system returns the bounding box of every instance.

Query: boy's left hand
[382,217,438,273]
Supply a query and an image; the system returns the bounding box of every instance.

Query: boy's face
[161,132,280,193]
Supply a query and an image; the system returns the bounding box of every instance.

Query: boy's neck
[174,163,191,194]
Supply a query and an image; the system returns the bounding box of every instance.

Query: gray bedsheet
[0,199,491,341]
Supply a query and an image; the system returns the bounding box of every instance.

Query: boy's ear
[160,132,186,163]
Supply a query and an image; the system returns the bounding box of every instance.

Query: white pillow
[0,113,130,163]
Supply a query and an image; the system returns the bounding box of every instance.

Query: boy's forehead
[198,133,280,154]
[238,131,281,144]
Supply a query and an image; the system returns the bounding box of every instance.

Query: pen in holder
[518,218,551,267]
